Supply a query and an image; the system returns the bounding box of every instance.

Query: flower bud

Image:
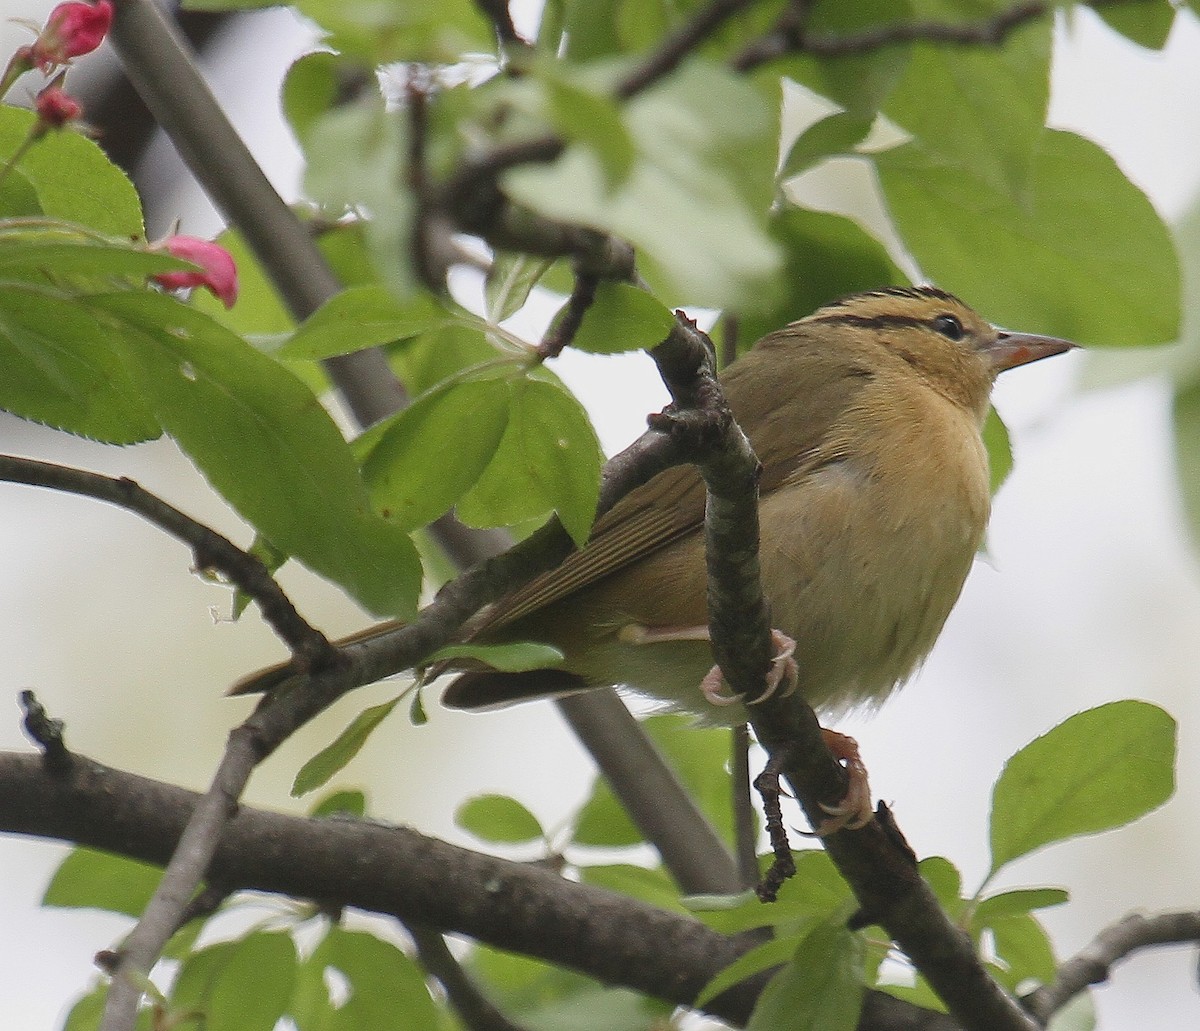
[34,86,82,130]
[150,236,239,309]
[30,1,113,71]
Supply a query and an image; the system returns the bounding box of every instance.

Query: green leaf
[456,373,602,546]
[303,97,417,299]
[183,0,276,9]
[0,108,144,236]
[917,855,965,922]
[307,926,439,1027]
[989,912,1057,988]
[1096,0,1175,50]
[389,323,504,397]
[43,848,163,916]
[575,716,746,851]
[292,696,402,796]
[1172,378,1200,551]
[983,407,1013,495]
[172,932,297,1031]
[579,863,685,912]
[780,112,875,179]
[428,640,564,671]
[747,911,865,1031]
[698,934,800,1008]
[0,283,162,444]
[486,253,555,324]
[774,0,912,115]
[292,0,493,64]
[875,129,1180,346]
[988,700,1176,877]
[972,887,1069,925]
[883,10,1051,198]
[570,282,677,354]
[504,60,781,309]
[282,51,345,146]
[86,291,422,618]
[735,207,907,348]
[456,794,545,844]
[281,285,451,360]
[541,73,635,186]
[309,788,368,818]
[363,372,513,529]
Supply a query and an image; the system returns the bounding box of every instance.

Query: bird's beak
[984,330,1077,373]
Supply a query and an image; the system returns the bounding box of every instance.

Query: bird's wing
[475,332,875,634]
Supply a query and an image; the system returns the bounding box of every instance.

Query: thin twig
[0,455,331,666]
[1023,911,1200,1023]
[474,0,526,49]
[18,691,71,774]
[537,266,599,359]
[734,0,1048,69]
[408,924,530,1031]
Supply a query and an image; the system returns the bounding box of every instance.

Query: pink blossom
[30,1,113,71]
[151,236,239,309]
[34,86,82,129]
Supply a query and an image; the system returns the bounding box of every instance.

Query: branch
[408,924,530,1031]
[0,749,970,1030]
[0,455,330,666]
[1023,911,1200,1024]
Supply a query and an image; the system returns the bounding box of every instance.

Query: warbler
[235,287,1074,733]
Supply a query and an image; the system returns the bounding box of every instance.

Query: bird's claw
[700,629,799,707]
[805,729,874,836]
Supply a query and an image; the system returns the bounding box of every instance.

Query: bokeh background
[1,2,1199,1027]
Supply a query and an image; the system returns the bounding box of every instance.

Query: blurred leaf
[487,253,555,323]
[1047,991,1097,1031]
[883,11,1050,198]
[692,850,852,936]
[292,0,493,64]
[735,207,907,347]
[579,863,685,912]
[698,934,799,1008]
[307,926,439,1026]
[0,108,143,236]
[43,848,162,917]
[282,51,346,145]
[1096,0,1175,50]
[983,407,1013,495]
[429,640,564,671]
[292,696,402,796]
[972,887,1068,925]
[171,933,296,1031]
[282,285,451,360]
[917,855,965,922]
[457,372,602,546]
[310,788,368,818]
[62,982,108,1031]
[780,112,875,179]
[876,130,1180,346]
[1174,378,1200,550]
[988,912,1057,988]
[575,716,742,849]
[541,72,635,186]
[504,61,781,310]
[989,700,1176,877]
[774,0,913,115]
[746,910,865,1031]
[570,282,677,354]
[303,97,417,299]
[456,794,545,844]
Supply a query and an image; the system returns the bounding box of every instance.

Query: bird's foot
[809,729,873,835]
[699,629,799,706]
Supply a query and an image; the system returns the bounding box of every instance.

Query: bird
[234,287,1074,811]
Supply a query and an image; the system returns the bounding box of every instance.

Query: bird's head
[804,286,1076,420]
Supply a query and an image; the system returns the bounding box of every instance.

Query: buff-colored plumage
[233,288,1074,716]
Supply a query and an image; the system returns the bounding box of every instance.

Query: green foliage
[988,699,1176,877]
[4,1,1191,1029]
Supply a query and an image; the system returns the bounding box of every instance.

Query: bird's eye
[932,313,964,340]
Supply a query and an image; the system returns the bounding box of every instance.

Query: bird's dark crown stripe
[808,313,936,333]
[822,285,960,309]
